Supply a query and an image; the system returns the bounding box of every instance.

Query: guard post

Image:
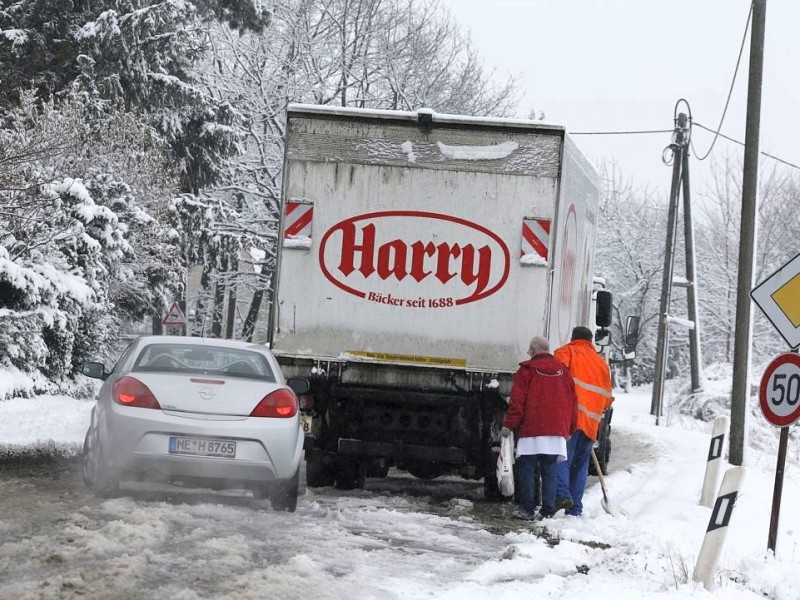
[693,466,745,590]
[700,415,729,508]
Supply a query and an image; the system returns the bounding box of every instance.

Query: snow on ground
[0,394,92,457]
[1,379,800,599]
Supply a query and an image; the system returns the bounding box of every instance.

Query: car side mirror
[82,361,107,380]
[287,377,311,395]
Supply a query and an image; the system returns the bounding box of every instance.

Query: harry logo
[319,211,510,305]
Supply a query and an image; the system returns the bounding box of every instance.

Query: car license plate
[300,413,313,435]
[169,437,236,458]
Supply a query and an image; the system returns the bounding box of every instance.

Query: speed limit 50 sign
[759,353,800,427]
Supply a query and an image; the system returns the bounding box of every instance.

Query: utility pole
[730,0,767,466]
[681,149,703,394]
[651,113,689,422]
[651,109,704,421]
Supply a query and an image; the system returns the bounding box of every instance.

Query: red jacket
[504,353,578,439]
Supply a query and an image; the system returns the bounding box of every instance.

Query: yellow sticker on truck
[347,350,467,367]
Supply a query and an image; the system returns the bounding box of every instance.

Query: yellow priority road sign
[751,252,800,349]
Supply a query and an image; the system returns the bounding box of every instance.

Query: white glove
[500,426,512,438]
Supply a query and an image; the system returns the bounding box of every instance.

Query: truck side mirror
[595,290,612,328]
[624,315,640,348]
[622,346,636,361]
[594,328,611,347]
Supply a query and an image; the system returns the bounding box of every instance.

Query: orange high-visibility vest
[554,339,613,441]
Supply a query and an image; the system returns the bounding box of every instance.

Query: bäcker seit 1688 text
[367,292,454,308]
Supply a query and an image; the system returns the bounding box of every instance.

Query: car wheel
[251,485,270,500]
[85,428,118,497]
[81,430,94,487]
[270,468,299,512]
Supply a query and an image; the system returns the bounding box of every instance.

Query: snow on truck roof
[287,103,566,133]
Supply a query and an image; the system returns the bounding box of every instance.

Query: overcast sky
[440,0,800,197]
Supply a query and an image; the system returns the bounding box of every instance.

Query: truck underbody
[278,355,511,497]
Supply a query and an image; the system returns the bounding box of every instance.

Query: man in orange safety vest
[553,326,613,516]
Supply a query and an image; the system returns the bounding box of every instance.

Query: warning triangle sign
[162,302,187,325]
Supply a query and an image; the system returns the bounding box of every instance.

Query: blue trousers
[517,454,558,516]
[555,430,593,516]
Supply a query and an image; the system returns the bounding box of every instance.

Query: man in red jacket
[502,336,578,520]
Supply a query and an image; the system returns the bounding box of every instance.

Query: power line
[691,2,753,161]
[570,129,672,136]
[693,121,800,171]
[572,121,800,171]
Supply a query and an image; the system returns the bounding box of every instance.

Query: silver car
[80,336,309,512]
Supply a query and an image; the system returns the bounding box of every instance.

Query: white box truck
[269,104,633,498]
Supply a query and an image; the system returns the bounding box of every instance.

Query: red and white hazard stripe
[284,202,313,238]
[521,218,551,261]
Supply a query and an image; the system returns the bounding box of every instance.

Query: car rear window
[133,344,276,381]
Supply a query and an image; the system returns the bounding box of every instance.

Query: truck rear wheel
[333,462,365,490]
[305,453,335,488]
[483,450,505,501]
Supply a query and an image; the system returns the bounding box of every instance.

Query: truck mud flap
[337,438,466,464]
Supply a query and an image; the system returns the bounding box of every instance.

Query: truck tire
[589,439,610,476]
[483,450,505,501]
[366,461,390,479]
[589,410,613,476]
[333,462,365,490]
[305,454,335,488]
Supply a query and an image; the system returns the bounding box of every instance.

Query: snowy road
[0,456,562,599]
[4,392,798,600]
[0,425,662,600]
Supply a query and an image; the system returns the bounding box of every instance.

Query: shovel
[590,448,628,517]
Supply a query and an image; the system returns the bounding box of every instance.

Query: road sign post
[759,352,800,552]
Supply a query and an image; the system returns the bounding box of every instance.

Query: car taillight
[298,394,314,410]
[250,389,298,418]
[112,376,161,409]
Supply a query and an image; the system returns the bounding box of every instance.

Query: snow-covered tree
[0,0,268,194]
[596,164,667,385]
[695,155,800,368]
[189,0,520,340]
[0,92,181,387]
